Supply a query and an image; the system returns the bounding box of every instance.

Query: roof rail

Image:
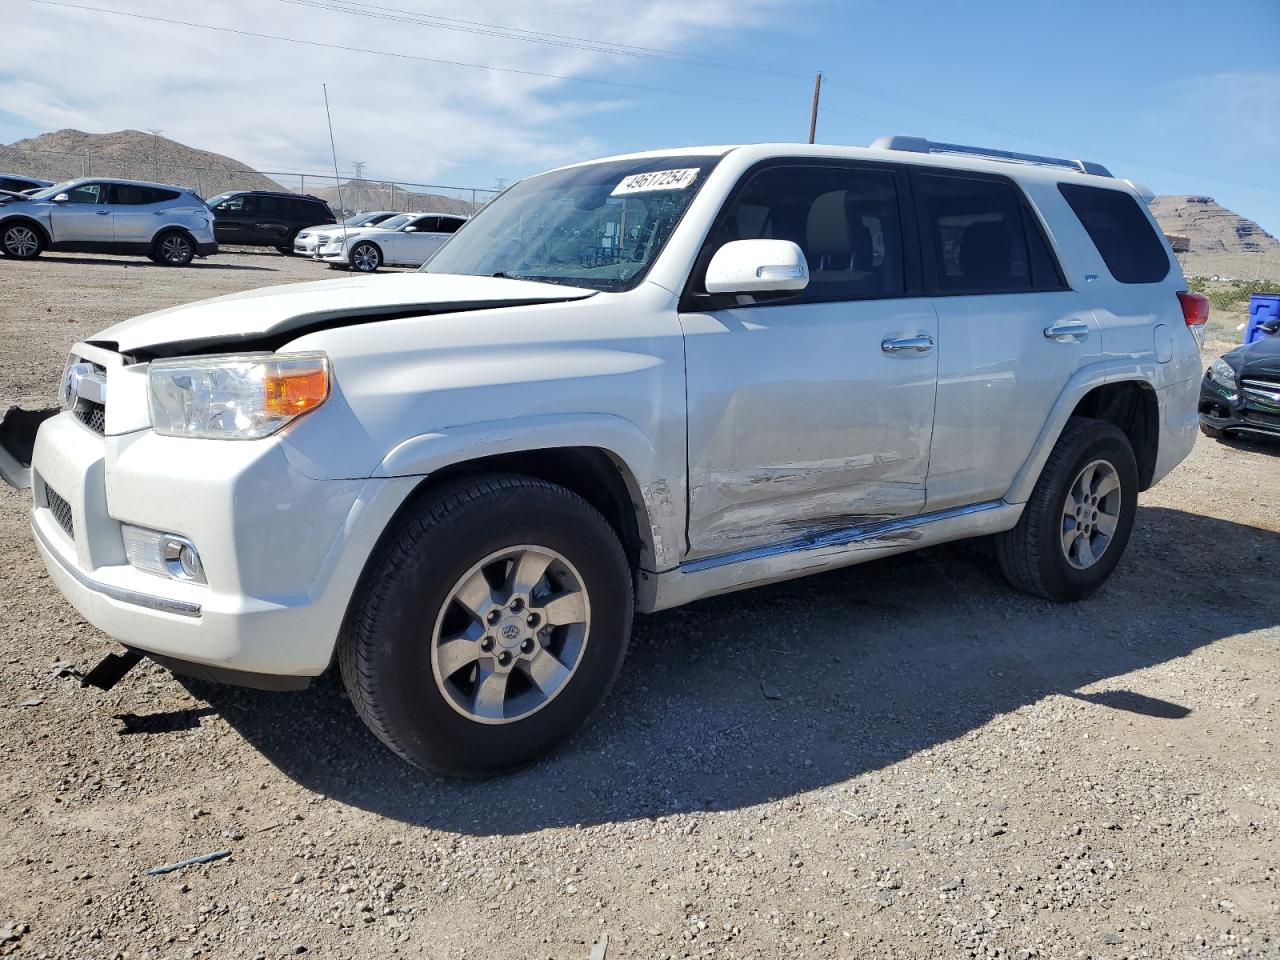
[870,135,1113,178]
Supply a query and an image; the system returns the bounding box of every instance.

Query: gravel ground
[1,251,1277,960]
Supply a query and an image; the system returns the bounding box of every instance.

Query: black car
[206,191,335,254]
[1199,329,1280,441]
[0,174,54,194]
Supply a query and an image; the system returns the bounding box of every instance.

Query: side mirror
[403,225,418,233]
[53,193,69,203]
[704,239,809,295]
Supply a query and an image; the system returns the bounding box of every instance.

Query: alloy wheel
[4,226,38,257]
[431,545,590,724]
[352,243,379,272]
[160,235,192,264]
[1060,459,1122,570]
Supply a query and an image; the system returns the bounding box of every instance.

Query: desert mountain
[1149,195,1280,281]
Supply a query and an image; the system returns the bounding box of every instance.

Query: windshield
[343,212,377,226]
[419,155,722,290]
[374,214,412,231]
[205,193,232,208]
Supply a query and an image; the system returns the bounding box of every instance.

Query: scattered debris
[144,850,231,876]
[588,933,609,960]
[760,679,783,700]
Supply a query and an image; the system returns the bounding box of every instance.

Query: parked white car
[293,211,399,257]
[316,212,467,271]
[13,137,1204,776]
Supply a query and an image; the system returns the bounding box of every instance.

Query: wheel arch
[1067,379,1160,490]
[1005,366,1164,503]
[0,215,51,247]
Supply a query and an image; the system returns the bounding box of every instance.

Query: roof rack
[870,135,1113,178]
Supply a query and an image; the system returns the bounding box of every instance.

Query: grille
[74,401,105,435]
[1241,378,1280,410]
[45,484,74,540]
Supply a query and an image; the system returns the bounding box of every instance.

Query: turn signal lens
[264,367,329,417]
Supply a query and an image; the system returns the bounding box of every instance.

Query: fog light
[122,525,207,584]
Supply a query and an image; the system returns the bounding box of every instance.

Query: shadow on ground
[34,256,277,272]
[179,506,1278,835]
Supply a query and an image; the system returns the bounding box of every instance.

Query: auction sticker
[611,168,700,195]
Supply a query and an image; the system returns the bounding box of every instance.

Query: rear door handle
[1044,320,1090,342]
[881,334,934,354]
[95,210,110,215]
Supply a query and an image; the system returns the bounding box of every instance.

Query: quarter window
[916,173,1062,294]
[1058,183,1169,284]
[705,164,906,302]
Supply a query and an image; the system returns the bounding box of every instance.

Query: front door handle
[95,209,110,215]
[1044,320,1090,342]
[881,334,934,354]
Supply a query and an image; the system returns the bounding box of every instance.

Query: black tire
[339,474,634,777]
[349,241,382,272]
[1199,421,1225,440]
[1,220,44,259]
[995,417,1138,602]
[277,232,298,255]
[153,230,195,266]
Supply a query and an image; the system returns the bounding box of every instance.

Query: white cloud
[1,0,782,185]
[1177,71,1280,153]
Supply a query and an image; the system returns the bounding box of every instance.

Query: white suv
[16,137,1205,775]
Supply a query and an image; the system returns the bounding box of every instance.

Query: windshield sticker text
[610,168,700,196]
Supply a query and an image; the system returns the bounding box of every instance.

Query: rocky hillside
[309,180,481,217]
[1149,195,1280,281]
[0,129,284,195]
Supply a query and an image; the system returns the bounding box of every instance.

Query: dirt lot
[1,252,1277,960]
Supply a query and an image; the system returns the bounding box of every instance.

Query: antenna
[322,84,349,249]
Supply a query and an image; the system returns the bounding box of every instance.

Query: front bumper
[29,411,418,681]
[1199,375,1280,439]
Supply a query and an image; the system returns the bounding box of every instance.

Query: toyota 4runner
[12,137,1206,775]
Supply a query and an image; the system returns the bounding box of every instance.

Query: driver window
[64,183,105,204]
[705,164,906,303]
[219,195,245,212]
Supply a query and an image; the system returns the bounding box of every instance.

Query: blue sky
[2,0,1278,232]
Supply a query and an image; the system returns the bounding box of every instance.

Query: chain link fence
[0,145,500,216]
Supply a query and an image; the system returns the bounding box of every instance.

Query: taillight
[1178,291,1209,327]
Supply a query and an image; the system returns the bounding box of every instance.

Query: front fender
[375,413,685,572]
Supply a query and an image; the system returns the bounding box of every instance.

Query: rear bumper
[196,241,218,257]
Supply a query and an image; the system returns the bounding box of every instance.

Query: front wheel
[349,241,381,272]
[996,417,1138,602]
[339,475,633,777]
[1,222,43,259]
[1199,421,1226,440]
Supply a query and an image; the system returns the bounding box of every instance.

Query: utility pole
[352,160,366,181]
[807,73,822,144]
[147,128,163,180]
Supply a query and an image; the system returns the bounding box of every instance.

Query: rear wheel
[153,231,195,266]
[349,241,381,272]
[339,475,633,777]
[1,222,43,259]
[996,417,1138,602]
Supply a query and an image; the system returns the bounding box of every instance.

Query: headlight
[148,352,330,440]
[1207,358,1238,394]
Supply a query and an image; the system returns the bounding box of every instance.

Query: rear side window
[916,173,1064,294]
[706,163,907,302]
[437,217,465,234]
[110,185,179,205]
[1058,183,1169,283]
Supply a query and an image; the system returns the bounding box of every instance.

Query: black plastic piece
[81,649,144,690]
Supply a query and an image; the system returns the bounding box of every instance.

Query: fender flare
[1003,363,1158,504]
[375,412,683,571]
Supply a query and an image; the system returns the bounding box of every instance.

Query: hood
[1225,334,1280,377]
[94,272,596,358]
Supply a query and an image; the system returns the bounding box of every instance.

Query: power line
[274,0,809,79]
[28,0,812,112]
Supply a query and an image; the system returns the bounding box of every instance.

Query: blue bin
[1245,293,1280,343]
